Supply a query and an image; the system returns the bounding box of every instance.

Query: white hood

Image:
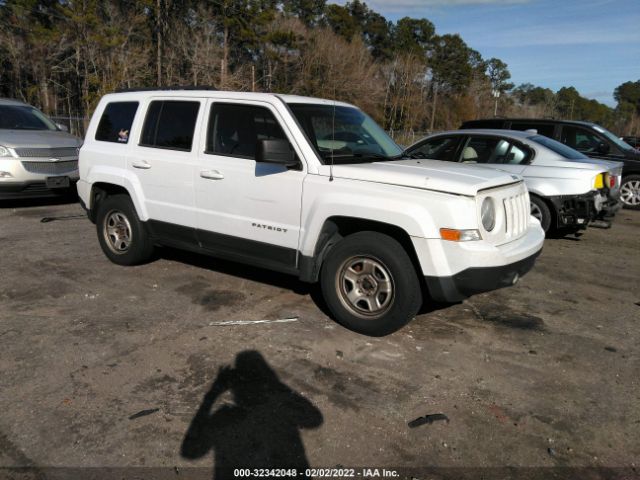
[318,159,522,196]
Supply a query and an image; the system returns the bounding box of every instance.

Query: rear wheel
[320,232,422,336]
[96,194,154,265]
[620,175,640,210]
[530,195,552,233]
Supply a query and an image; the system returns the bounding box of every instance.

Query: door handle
[132,160,151,169]
[200,170,224,180]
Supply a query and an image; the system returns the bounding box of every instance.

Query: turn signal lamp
[440,228,481,242]
[594,173,604,189]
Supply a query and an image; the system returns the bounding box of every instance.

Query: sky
[333,0,640,106]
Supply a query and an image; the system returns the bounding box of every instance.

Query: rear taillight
[605,173,616,188]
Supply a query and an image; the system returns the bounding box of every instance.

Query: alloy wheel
[620,180,640,207]
[530,201,543,222]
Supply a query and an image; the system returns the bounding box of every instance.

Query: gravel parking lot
[1,198,639,479]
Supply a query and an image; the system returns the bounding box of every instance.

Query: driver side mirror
[596,142,610,155]
[256,139,297,167]
[55,123,69,132]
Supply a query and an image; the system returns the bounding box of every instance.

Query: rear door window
[505,143,529,164]
[95,102,139,143]
[140,100,200,151]
[460,137,500,163]
[461,136,531,164]
[559,125,625,157]
[409,136,460,161]
[560,126,601,152]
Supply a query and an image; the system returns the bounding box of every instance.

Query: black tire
[620,175,640,210]
[320,231,422,336]
[530,195,552,233]
[95,194,154,265]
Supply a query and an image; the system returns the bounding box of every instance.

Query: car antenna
[329,94,336,182]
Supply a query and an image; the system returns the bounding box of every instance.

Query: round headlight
[481,197,496,232]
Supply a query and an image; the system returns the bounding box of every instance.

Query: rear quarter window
[140,100,200,151]
[530,134,588,160]
[95,102,139,143]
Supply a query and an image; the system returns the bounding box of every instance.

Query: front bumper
[412,218,545,303]
[598,197,622,219]
[425,249,541,303]
[548,192,599,229]
[0,157,79,200]
[0,180,78,200]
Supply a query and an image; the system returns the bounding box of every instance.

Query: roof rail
[114,86,217,93]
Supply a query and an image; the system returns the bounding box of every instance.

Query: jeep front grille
[14,147,78,158]
[503,191,529,240]
[22,160,78,175]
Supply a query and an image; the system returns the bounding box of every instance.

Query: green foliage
[359,10,393,60]
[430,34,472,93]
[393,17,434,58]
[513,83,554,106]
[554,86,611,125]
[284,0,326,26]
[511,82,619,130]
[486,58,513,94]
[323,4,359,41]
[614,80,640,114]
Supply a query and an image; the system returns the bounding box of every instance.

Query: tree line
[1,0,638,139]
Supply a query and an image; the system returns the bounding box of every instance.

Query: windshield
[592,125,635,152]
[289,103,403,164]
[0,105,58,131]
[529,135,589,160]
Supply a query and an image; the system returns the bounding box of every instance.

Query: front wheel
[530,195,552,233]
[620,175,640,210]
[320,232,422,336]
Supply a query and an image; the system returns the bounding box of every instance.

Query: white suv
[78,89,544,336]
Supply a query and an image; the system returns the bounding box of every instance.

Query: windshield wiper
[352,151,390,160]
[321,151,392,164]
[393,152,423,160]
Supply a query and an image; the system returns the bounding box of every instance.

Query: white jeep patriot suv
[78,89,544,336]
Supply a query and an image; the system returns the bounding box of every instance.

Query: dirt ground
[0,196,639,479]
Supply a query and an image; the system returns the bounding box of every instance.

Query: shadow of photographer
[181,351,323,479]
